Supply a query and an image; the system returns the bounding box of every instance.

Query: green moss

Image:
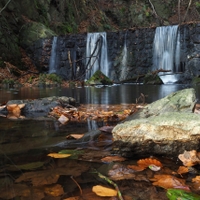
[20,22,56,46]
[86,70,113,85]
[143,73,163,85]
[192,76,200,85]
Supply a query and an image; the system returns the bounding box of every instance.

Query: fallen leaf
[92,185,117,197]
[150,174,189,190]
[101,155,126,163]
[177,166,189,175]
[58,114,69,124]
[128,158,162,172]
[66,134,84,140]
[192,176,200,183]
[47,153,71,158]
[178,150,200,167]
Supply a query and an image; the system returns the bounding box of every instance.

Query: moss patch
[86,70,113,85]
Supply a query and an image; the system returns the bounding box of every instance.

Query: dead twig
[0,0,12,15]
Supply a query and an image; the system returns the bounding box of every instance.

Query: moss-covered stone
[19,22,56,47]
[143,73,163,85]
[86,70,113,85]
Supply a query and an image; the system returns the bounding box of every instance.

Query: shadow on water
[0,84,200,199]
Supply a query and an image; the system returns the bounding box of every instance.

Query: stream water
[0,84,200,200]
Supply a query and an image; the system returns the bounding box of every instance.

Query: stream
[0,84,200,200]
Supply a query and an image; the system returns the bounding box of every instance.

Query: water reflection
[0,84,192,104]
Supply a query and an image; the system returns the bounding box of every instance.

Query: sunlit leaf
[101,155,126,163]
[177,166,189,175]
[167,188,200,200]
[192,176,200,183]
[92,185,117,197]
[150,175,189,190]
[47,153,71,158]
[58,114,69,124]
[66,134,84,140]
[178,150,200,167]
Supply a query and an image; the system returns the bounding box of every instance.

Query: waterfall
[49,36,58,74]
[120,31,128,80]
[86,32,109,79]
[153,25,180,74]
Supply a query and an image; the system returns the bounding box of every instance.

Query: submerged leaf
[92,185,117,197]
[101,155,126,163]
[47,153,71,158]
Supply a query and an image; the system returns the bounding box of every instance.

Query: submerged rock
[112,88,200,157]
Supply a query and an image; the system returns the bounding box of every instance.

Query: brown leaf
[150,174,189,190]
[127,164,146,171]
[58,114,69,124]
[177,166,189,175]
[101,155,126,163]
[178,150,200,167]
[92,185,117,197]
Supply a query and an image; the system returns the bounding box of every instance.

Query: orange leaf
[101,156,126,163]
[47,153,71,158]
[192,176,200,183]
[150,174,189,190]
[92,185,117,197]
[137,158,163,168]
[177,166,189,175]
[127,164,146,171]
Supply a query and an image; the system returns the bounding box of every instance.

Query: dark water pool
[0,83,194,104]
[0,84,200,200]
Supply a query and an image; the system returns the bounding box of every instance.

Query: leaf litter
[1,104,200,199]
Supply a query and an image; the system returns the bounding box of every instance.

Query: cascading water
[152,25,180,83]
[120,31,128,81]
[85,32,109,79]
[49,36,58,74]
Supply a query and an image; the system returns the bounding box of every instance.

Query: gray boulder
[112,88,200,157]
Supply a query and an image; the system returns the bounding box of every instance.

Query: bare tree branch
[178,0,181,24]
[0,0,12,15]
[183,0,193,22]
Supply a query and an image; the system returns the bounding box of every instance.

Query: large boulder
[112,88,200,157]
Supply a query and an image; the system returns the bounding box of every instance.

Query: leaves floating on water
[66,134,84,140]
[92,185,117,197]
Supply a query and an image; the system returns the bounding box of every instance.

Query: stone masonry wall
[28,23,200,83]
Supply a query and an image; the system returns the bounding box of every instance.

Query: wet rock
[112,88,200,157]
[4,96,77,118]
